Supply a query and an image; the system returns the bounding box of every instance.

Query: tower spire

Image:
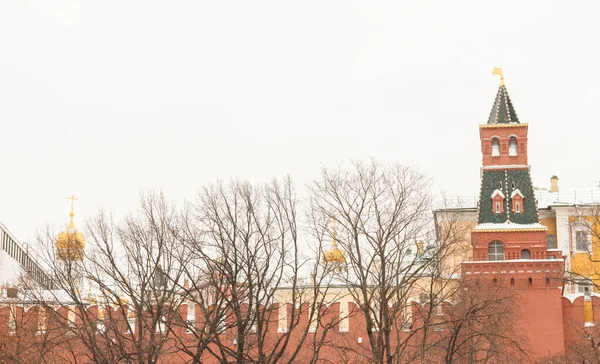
[487,67,520,125]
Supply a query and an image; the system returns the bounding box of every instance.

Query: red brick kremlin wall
[462,261,566,359]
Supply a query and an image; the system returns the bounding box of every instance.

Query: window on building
[433,298,443,316]
[495,202,501,213]
[156,316,166,333]
[186,303,196,334]
[419,293,430,303]
[515,202,521,213]
[576,231,590,251]
[370,303,381,331]
[402,306,412,331]
[249,306,258,333]
[577,282,593,297]
[97,319,105,333]
[546,234,557,249]
[488,242,505,261]
[521,249,531,259]
[509,136,518,156]
[127,316,136,334]
[67,307,76,329]
[491,138,500,156]
[8,306,16,334]
[217,312,226,334]
[37,308,46,334]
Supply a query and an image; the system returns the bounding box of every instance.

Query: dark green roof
[478,169,539,224]
[487,85,520,124]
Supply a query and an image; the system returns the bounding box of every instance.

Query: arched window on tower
[509,136,518,156]
[491,137,500,157]
[488,241,504,261]
[491,189,504,214]
[521,249,531,259]
[511,189,524,214]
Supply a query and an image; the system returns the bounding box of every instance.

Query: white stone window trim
[127,316,136,334]
[491,137,500,157]
[510,189,524,199]
[572,217,592,253]
[575,230,591,253]
[97,318,106,333]
[508,136,518,156]
[576,280,594,297]
[491,189,505,199]
[186,303,196,334]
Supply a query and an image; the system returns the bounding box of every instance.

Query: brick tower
[461,70,565,358]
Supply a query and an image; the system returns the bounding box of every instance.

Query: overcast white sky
[1,1,599,242]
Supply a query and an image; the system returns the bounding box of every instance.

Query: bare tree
[2,160,536,363]
[0,293,70,363]
[171,177,338,363]
[27,191,188,364]
[423,277,529,364]
[308,160,448,363]
[537,322,600,364]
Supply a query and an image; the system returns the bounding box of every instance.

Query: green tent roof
[487,85,520,124]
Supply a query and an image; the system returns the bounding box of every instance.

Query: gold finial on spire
[67,195,78,228]
[492,66,504,86]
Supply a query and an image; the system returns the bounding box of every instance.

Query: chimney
[550,175,559,193]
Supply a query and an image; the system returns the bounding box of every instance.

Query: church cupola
[56,195,86,261]
[323,217,346,270]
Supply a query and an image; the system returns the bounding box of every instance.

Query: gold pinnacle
[329,216,338,247]
[67,195,78,228]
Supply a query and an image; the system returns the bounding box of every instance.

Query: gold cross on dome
[66,195,78,228]
[328,216,338,247]
[67,195,78,210]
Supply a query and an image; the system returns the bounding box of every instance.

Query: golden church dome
[323,243,346,264]
[56,196,85,261]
